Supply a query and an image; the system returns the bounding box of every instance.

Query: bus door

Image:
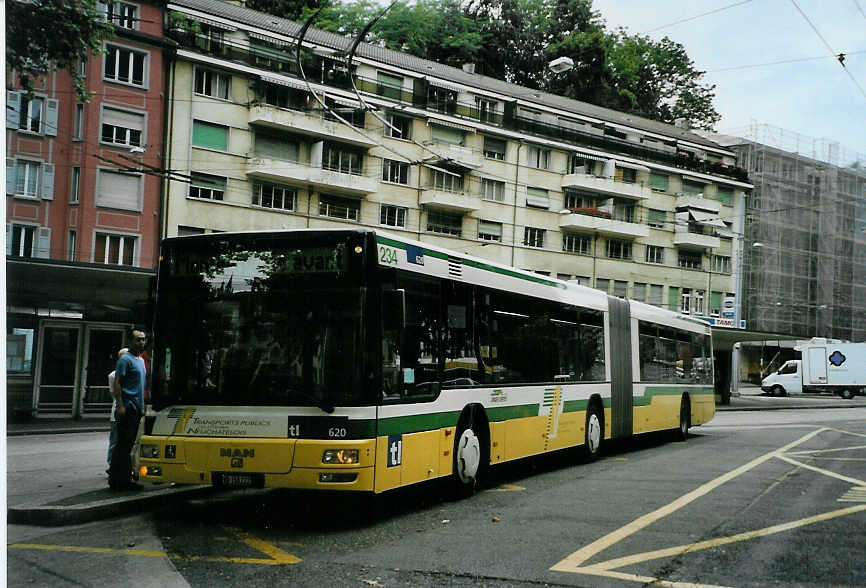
[607,297,633,438]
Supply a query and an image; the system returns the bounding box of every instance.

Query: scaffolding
[717,124,866,342]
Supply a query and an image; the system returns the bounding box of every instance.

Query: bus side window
[399,274,442,400]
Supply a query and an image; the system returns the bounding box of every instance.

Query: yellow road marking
[786,444,866,455]
[566,567,735,588]
[9,528,301,566]
[826,427,866,438]
[581,504,866,572]
[484,484,526,492]
[776,455,866,486]
[839,487,866,503]
[550,427,827,572]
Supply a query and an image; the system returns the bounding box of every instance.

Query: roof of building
[170,0,732,153]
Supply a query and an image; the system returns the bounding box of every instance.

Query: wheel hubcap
[587,414,601,453]
[456,429,481,483]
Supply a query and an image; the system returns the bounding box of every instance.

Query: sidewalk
[7,389,865,527]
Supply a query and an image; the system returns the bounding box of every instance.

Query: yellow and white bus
[139,228,715,494]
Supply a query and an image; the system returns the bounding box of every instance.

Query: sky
[591,0,866,165]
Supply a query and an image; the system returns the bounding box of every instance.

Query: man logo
[220,448,255,458]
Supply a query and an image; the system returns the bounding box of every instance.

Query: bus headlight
[140,444,160,459]
[322,449,359,464]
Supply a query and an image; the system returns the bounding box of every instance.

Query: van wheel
[583,403,603,461]
[771,385,786,397]
[841,388,854,400]
[674,395,690,441]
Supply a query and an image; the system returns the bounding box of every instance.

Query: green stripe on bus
[634,385,715,406]
[376,236,563,288]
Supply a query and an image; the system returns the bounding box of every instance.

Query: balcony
[246,157,378,196]
[673,231,720,249]
[422,142,484,170]
[420,187,481,213]
[559,211,649,238]
[678,195,721,212]
[561,174,651,200]
[248,104,375,148]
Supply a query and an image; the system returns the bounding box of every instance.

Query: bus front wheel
[583,404,603,461]
[675,395,691,441]
[451,406,487,498]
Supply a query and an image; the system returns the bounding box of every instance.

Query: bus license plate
[216,473,254,488]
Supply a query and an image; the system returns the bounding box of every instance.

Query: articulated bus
[138,228,715,494]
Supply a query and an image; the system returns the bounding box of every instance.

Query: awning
[573,151,609,163]
[426,78,464,93]
[193,17,237,31]
[329,95,362,108]
[427,118,476,133]
[689,210,727,228]
[249,32,289,46]
[615,160,650,172]
[259,75,309,91]
[682,174,709,184]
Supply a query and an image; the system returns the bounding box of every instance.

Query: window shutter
[192,120,228,150]
[6,159,16,195]
[6,91,21,129]
[35,227,51,258]
[668,287,679,311]
[41,164,55,199]
[525,187,549,209]
[44,99,59,136]
[5,224,12,256]
[104,107,144,131]
[97,169,142,210]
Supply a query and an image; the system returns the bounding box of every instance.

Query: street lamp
[548,56,574,73]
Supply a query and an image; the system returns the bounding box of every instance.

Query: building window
[380,204,407,227]
[384,113,412,140]
[649,172,669,191]
[94,232,136,265]
[649,284,664,306]
[614,202,635,222]
[13,160,40,198]
[524,226,545,248]
[694,290,705,315]
[68,230,77,261]
[18,96,44,133]
[104,45,147,87]
[382,159,409,184]
[252,182,295,211]
[322,143,362,175]
[569,154,596,175]
[319,194,360,221]
[632,282,646,302]
[430,125,464,146]
[715,186,733,206]
[682,179,704,197]
[194,68,231,99]
[615,167,636,184]
[96,169,142,210]
[427,211,462,236]
[431,169,463,193]
[614,280,627,298]
[478,220,502,242]
[528,146,551,170]
[101,106,144,147]
[681,288,692,314]
[476,97,499,123]
[189,173,226,201]
[678,250,702,269]
[483,136,506,160]
[606,239,632,259]
[647,209,666,229]
[480,178,505,202]
[376,71,403,100]
[8,225,37,257]
[645,244,665,264]
[710,291,722,317]
[192,120,228,151]
[70,167,81,203]
[525,187,549,209]
[73,104,85,140]
[428,86,457,114]
[596,278,610,293]
[99,1,138,29]
[563,233,590,254]
[713,255,731,274]
[254,131,298,161]
[177,226,206,236]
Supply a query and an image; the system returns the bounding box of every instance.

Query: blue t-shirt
[116,352,146,413]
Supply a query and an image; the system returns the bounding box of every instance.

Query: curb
[7,427,111,437]
[7,485,217,527]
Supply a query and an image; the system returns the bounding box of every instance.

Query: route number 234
[378,246,399,265]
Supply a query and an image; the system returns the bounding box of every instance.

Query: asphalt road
[8,407,866,587]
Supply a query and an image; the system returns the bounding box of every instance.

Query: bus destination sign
[282,245,346,274]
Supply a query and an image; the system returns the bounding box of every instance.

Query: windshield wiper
[286,389,335,414]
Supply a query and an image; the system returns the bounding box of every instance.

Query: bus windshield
[152,236,374,408]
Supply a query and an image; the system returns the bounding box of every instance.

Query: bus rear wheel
[583,404,603,461]
[675,395,690,441]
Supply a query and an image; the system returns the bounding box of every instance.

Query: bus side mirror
[383,289,406,331]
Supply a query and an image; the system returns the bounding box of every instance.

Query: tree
[6,0,115,101]
[244,0,335,22]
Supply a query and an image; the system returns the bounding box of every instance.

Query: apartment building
[163,1,749,322]
[6,1,173,418]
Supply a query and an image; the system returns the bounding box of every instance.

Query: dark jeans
[109,404,141,487]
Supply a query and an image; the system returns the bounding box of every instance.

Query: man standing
[108,329,147,491]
